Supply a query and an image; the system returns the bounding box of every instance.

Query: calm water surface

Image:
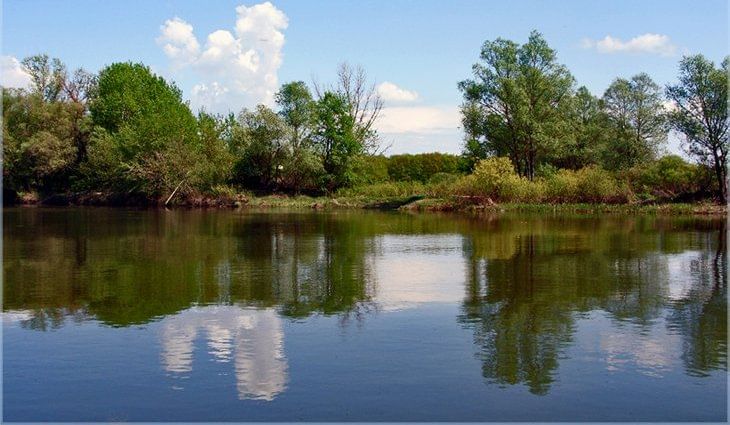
[3,208,727,421]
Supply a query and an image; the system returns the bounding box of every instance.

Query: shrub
[350,154,389,186]
[387,152,462,182]
[544,166,629,203]
[626,155,702,200]
[450,157,544,202]
[470,156,519,198]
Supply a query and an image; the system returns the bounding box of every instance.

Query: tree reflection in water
[459,216,727,394]
[3,209,726,398]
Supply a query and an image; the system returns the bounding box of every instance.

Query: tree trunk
[712,150,726,203]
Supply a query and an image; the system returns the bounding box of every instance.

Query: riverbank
[10,190,727,216]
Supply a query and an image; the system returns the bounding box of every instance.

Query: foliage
[231,105,292,191]
[2,45,726,207]
[350,155,390,186]
[86,62,201,197]
[666,54,729,202]
[387,152,462,182]
[601,73,667,170]
[459,31,575,180]
[626,155,703,200]
[276,81,315,149]
[556,86,607,170]
[311,91,362,191]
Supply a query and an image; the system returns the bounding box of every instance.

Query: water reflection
[3,209,727,400]
[161,307,287,401]
[458,217,726,394]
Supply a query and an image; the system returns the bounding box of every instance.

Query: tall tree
[557,86,609,170]
[87,62,199,196]
[459,31,575,180]
[311,92,360,190]
[275,81,315,149]
[602,73,667,170]
[316,63,384,155]
[666,55,729,203]
[21,54,66,102]
[231,105,292,191]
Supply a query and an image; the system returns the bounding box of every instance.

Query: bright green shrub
[471,156,519,198]
[545,169,580,202]
[574,166,624,203]
[544,166,629,203]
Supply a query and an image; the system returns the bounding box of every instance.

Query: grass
[16,188,727,216]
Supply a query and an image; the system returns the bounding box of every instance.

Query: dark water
[3,208,727,422]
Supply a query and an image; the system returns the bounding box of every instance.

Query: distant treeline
[2,30,727,205]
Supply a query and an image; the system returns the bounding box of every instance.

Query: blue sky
[2,0,728,154]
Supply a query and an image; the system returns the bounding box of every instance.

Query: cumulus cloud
[377,106,460,134]
[0,55,32,89]
[377,81,419,102]
[581,33,677,56]
[157,2,288,113]
[376,105,462,154]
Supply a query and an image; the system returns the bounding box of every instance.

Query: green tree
[312,92,361,190]
[275,82,325,192]
[602,73,667,170]
[21,54,66,102]
[316,63,384,155]
[196,111,235,189]
[557,86,608,169]
[231,105,292,191]
[666,55,729,203]
[87,62,200,197]
[458,31,575,180]
[276,81,315,149]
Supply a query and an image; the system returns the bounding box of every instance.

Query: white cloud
[157,17,200,67]
[157,2,288,113]
[377,81,419,102]
[581,33,677,56]
[376,105,462,154]
[377,106,460,134]
[0,55,32,89]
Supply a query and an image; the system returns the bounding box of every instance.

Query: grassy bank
[12,189,726,216]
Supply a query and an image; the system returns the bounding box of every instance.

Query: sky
[2,0,728,155]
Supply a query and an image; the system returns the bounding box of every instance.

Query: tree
[316,63,384,155]
[21,54,66,102]
[276,81,315,149]
[602,73,667,170]
[557,86,608,170]
[312,92,360,190]
[459,31,575,180]
[231,105,292,191]
[87,62,199,196]
[196,111,235,189]
[666,55,729,202]
[2,86,81,194]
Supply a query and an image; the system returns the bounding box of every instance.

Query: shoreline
[8,191,727,216]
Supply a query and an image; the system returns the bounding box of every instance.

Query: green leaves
[666,54,728,202]
[459,31,575,179]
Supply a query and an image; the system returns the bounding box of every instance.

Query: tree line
[459,30,728,202]
[2,30,728,205]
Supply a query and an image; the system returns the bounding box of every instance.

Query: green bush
[387,152,462,182]
[544,169,580,203]
[350,154,389,186]
[544,166,629,203]
[626,155,701,200]
[451,157,543,202]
